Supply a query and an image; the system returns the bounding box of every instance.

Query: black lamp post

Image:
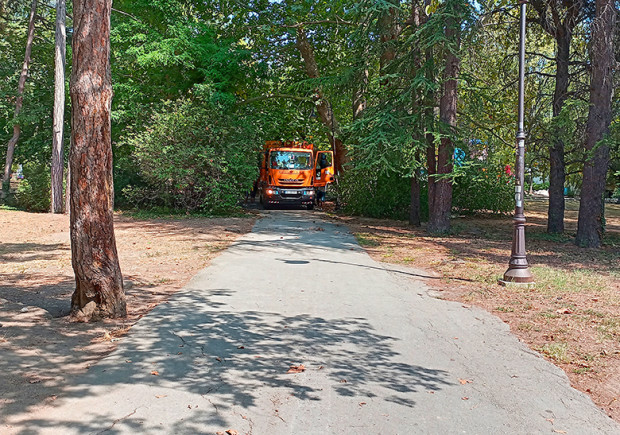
[501,0,534,285]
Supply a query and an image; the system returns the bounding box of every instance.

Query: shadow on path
[15,288,451,433]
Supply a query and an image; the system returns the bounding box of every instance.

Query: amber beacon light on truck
[257,140,335,210]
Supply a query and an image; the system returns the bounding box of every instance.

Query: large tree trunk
[379,0,401,75]
[428,20,459,233]
[547,32,570,233]
[70,0,126,320]
[1,0,37,196]
[296,26,347,174]
[575,0,616,248]
[51,0,66,213]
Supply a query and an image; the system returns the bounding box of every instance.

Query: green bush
[339,168,428,220]
[15,162,51,212]
[452,162,513,214]
[532,181,550,191]
[121,98,260,214]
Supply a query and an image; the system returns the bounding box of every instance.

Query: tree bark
[379,0,401,75]
[65,157,70,214]
[428,18,460,233]
[70,0,126,320]
[547,31,570,233]
[352,65,368,120]
[51,0,66,213]
[296,26,347,174]
[575,0,616,248]
[1,0,37,196]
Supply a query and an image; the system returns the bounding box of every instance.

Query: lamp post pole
[501,0,534,285]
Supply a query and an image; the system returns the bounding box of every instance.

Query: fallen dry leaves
[287,364,306,374]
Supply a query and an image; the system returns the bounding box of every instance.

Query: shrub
[452,162,513,214]
[121,99,260,214]
[339,168,428,220]
[15,161,51,212]
[532,181,550,191]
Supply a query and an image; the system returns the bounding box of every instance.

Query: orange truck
[258,140,334,209]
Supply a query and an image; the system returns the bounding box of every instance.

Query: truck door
[314,151,334,187]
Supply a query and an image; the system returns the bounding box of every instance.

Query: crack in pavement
[96,408,139,434]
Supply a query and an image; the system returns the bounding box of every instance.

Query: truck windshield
[270,151,312,170]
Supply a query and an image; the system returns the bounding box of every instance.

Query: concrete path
[6,211,619,434]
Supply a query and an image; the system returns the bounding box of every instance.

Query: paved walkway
[6,211,619,434]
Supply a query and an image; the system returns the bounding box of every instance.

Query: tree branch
[111,7,139,21]
[281,18,354,28]
[236,93,312,105]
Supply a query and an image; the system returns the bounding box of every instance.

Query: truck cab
[258,141,334,209]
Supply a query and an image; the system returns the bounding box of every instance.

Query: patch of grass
[0,205,18,211]
[119,207,248,220]
[531,266,608,295]
[582,309,606,318]
[602,232,620,247]
[495,306,515,313]
[528,232,573,243]
[573,367,592,374]
[539,311,560,319]
[517,322,533,331]
[597,318,620,341]
[469,270,500,285]
[581,353,597,362]
[354,233,380,247]
[539,342,570,363]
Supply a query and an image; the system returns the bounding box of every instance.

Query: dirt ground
[0,209,256,421]
[332,198,620,422]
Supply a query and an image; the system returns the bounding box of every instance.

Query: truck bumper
[263,188,314,206]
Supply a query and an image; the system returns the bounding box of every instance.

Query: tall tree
[575,0,616,248]
[295,25,347,174]
[530,0,585,234]
[1,0,37,196]
[408,0,429,227]
[428,1,462,233]
[51,0,66,213]
[70,0,126,320]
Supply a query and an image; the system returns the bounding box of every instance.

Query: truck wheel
[307,204,314,210]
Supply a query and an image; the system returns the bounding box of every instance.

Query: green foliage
[0,2,57,168]
[452,162,513,214]
[339,168,427,220]
[122,98,260,214]
[15,161,50,212]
